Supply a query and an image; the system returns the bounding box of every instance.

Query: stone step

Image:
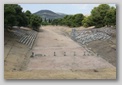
[25,33,35,45]
[23,33,34,44]
[20,36,28,43]
[29,32,37,49]
[8,29,37,49]
[27,32,36,46]
[19,31,33,43]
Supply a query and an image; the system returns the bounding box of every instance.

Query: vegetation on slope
[4,4,42,31]
[4,4,116,29]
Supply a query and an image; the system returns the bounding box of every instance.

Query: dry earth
[4,26,116,79]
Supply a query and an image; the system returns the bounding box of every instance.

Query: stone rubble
[71,27,113,45]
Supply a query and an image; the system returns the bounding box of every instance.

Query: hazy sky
[19,4,116,15]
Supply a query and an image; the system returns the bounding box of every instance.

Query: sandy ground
[27,26,115,70]
[5,68,116,79]
[86,40,116,66]
[4,31,31,71]
[4,26,116,79]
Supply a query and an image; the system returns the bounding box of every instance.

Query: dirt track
[4,26,116,79]
[27,26,115,73]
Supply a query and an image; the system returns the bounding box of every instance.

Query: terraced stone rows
[71,28,112,45]
[18,31,37,49]
[8,28,37,49]
[77,32,111,44]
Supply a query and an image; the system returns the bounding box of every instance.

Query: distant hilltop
[34,10,67,20]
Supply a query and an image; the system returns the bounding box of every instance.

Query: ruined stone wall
[71,27,114,45]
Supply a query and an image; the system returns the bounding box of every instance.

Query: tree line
[4,4,42,31]
[44,4,116,28]
[41,14,84,27]
[4,4,116,31]
[82,4,116,28]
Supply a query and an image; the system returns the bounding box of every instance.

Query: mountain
[34,10,66,20]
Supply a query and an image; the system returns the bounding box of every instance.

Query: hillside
[34,10,66,20]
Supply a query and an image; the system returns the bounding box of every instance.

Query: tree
[25,10,32,27]
[44,18,47,22]
[4,4,27,28]
[104,7,116,27]
[30,14,42,31]
[51,19,59,25]
[4,4,43,31]
[73,14,84,27]
[91,4,110,27]
[48,19,52,23]
[52,14,84,27]
[4,4,18,28]
[82,16,93,27]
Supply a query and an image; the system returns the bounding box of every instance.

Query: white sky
[19,4,116,15]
